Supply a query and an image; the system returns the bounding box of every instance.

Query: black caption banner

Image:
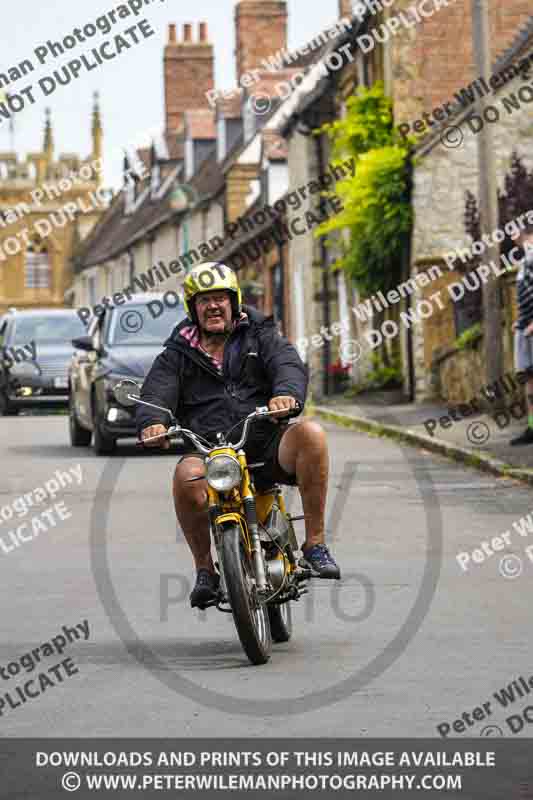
[0,739,532,799]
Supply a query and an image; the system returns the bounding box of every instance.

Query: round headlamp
[206,455,242,492]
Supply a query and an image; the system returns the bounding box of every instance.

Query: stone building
[400,13,533,403]
[276,1,384,399]
[69,21,220,309]
[0,97,104,314]
[379,1,533,402]
[70,0,357,364]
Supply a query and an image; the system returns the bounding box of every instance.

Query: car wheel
[93,415,116,456]
[69,395,92,446]
[0,389,19,417]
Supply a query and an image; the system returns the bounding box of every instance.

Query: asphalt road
[1,413,532,738]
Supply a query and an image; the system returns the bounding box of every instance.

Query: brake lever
[137,427,184,447]
[263,402,302,423]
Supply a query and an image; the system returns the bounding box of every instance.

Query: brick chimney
[338,0,353,18]
[235,1,288,82]
[164,22,215,134]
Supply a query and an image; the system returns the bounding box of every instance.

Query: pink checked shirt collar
[180,312,248,372]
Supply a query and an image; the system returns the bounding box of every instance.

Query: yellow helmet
[183,262,242,320]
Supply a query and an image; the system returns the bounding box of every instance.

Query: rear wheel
[222,525,272,665]
[268,602,292,643]
[69,395,92,446]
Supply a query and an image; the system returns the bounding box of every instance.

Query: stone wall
[390,0,532,131]
[409,43,533,400]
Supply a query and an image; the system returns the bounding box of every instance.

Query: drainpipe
[315,133,331,398]
[404,157,415,402]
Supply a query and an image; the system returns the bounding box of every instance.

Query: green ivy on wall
[315,82,413,297]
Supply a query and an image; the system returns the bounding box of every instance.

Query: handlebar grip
[268,401,302,421]
[285,402,302,419]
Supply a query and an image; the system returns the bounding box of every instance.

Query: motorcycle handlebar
[139,402,301,453]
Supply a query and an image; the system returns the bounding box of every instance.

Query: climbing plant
[315,82,413,297]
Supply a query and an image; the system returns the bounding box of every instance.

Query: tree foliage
[315,82,412,296]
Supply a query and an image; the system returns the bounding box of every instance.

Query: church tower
[0,101,106,312]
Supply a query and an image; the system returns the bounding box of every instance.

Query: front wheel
[268,602,292,643]
[222,525,272,665]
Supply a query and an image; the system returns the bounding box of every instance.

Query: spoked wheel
[222,525,272,665]
[268,601,292,643]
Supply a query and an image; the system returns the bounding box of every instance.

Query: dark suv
[68,294,185,455]
[0,308,87,415]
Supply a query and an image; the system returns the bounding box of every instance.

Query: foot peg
[294,567,312,583]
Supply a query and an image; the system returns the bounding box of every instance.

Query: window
[25,246,50,289]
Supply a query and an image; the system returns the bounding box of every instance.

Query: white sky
[0,0,338,189]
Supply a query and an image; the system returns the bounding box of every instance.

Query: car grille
[37,357,70,380]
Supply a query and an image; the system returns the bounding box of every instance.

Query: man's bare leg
[277,419,329,549]
[172,457,214,572]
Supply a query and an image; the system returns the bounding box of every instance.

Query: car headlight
[206,455,242,492]
[104,375,141,403]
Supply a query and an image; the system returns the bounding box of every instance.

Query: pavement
[314,389,533,484]
[1,413,532,739]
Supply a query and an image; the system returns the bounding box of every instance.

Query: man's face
[195,291,233,335]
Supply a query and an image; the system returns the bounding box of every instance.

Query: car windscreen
[11,314,86,345]
[106,303,185,346]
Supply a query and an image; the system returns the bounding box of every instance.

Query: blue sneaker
[190,569,220,608]
[299,544,341,579]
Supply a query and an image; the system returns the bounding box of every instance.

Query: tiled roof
[493,15,533,75]
[73,171,185,270]
[190,147,225,201]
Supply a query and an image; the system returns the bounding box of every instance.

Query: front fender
[215,512,251,554]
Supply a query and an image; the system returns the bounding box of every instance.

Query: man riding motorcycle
[137,262,340,608]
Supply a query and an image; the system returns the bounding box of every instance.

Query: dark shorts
[179,423,298,492]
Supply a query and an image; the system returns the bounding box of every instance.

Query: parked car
[0,308,87,416]
[68,294,185,455]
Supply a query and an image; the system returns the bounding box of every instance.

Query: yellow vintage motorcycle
[116,380,312,666]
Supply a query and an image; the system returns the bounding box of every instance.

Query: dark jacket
[136,306,308,448]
